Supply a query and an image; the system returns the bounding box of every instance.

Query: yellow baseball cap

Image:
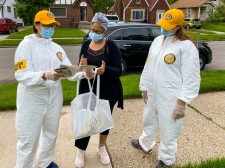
[157,9,184,30]
[34,10,60,26]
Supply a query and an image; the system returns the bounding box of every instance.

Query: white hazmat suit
[139,35,200,166]
[14,34,81,168]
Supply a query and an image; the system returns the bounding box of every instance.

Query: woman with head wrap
[74,12,123,168]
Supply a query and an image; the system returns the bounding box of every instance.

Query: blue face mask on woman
[89,32,103,42]
[161,27,173,37]
[40,27,54,39]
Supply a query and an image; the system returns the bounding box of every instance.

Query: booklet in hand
[55,65,97,77]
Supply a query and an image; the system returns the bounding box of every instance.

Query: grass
[185,30,225,41]
[1,70,225,111]
[0,27,84,46]
[6,27,86,39]
[201,21,225,32]
[0,39,82,46]
[177,158,225,168]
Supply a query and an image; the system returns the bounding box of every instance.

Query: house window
[50,8,67,18]
[131,9,144,21]
[136,0,141,4]
[7,6,11,13]
[14,8,17,18]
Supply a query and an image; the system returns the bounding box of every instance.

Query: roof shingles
[171,0,209,8]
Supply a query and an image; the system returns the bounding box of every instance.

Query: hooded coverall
[139,35,200,166]
[14,34,74,168]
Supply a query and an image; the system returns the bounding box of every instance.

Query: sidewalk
[0,91,225,168]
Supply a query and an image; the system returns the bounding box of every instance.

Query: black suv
[83,23,212,73]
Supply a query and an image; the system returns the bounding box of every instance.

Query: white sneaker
[97,145,110,165]
[75,149,84,168]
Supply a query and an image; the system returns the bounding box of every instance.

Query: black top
[78,39,123,109]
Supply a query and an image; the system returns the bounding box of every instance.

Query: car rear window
[106,16,119,20]
[0,19,3,24]
[151,27,161,36]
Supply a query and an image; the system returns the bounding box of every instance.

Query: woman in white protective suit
[14,10,85,168]
[131,9,201,168]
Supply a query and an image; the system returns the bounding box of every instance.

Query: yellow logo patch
[14,60,27,72]
[166,14,172,20]
[145,56,148,64]
[56,52,63,61]
[164,54,176,64]
[47,12,54,18]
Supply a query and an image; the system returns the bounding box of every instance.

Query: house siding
[149,1,170,24]
[51,0,93,28]
[125,0,148,22]
[0,0,24,26]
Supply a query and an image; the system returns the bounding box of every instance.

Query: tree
[167,0,177,5]
[14,0,55,25]
[92,0,114,14]
[209,0,225,22]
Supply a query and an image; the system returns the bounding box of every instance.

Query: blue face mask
[161,27,173,37]
[40,27,54,39]
[89,32,103,42]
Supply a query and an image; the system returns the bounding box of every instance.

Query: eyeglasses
[90,28,103,35]
[39,24,56,29]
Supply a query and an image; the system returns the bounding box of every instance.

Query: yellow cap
[34,10,60,26]
[157,9,184,30]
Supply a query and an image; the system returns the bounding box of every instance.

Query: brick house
[49,0,94,28]
[171,0,221,21]
[109,0,171,24]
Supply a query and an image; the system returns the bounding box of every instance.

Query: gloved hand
[142,91,148,104]
[46,70,63,81]
[83,70,96,79]
[173,104,186,120]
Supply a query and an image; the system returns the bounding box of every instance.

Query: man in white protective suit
[131,9,201,168]
[14,10,85,168]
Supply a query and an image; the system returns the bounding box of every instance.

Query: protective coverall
[14,34,78,168]
[139,35,200,166]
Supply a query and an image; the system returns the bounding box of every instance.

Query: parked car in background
[183,18,201,29]
[83,23,212,73]
[106,15,124,24]
[0,18,19,34]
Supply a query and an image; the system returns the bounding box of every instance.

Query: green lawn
[201,21,225,32]
[177,158,225,168]
[6,27,86,39]
[1,70,225,111]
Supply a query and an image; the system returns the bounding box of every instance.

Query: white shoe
[97,145,110,165]
[75,149,84,168]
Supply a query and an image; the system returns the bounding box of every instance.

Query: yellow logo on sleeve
[164,54,176,64]
[56,52,63,61]
[14,60,27,72]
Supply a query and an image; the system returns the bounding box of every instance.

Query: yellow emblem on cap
[164,54,176,64]
[47,12,54,18]
[14,60,27,72]
[166,14,172,20]
[56,52,63,61]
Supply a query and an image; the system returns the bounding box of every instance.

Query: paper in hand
[55,65,80,77]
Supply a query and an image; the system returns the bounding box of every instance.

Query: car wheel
[199,55,206,71]
[186,25,191,29]
[196,26,201,29]
[8,28,12,34]
[15,26,19,32]
[121,59,127,75]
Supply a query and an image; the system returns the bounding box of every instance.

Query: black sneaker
[47,161,58,168]
[155,160,165,168]
[131,139,152,153]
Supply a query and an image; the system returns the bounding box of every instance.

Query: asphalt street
[0,41,224,84]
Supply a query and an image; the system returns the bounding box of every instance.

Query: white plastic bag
[71,75,115,139]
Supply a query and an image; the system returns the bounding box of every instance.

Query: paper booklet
[55,65,96,77]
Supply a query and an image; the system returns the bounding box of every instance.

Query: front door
[156,10,165,23]
[80,2,87,21]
